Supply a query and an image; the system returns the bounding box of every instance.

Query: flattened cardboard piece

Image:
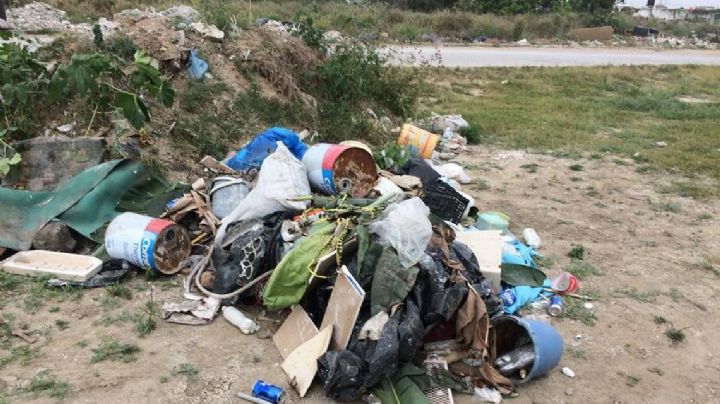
[307,238,358,289]
[281,325,333,397]
[454,230,503,292]
[273,305,319,360]
[320,266,365,351]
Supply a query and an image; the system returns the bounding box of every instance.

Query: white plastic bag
[214,142,310,247]
[473,387,502,403]
[369,197,432,268]
[431,162,472,184]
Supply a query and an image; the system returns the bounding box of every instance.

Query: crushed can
[252,380,285,404]
[548,295,564,317]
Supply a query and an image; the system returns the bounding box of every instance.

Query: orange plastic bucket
[397,124,439,159]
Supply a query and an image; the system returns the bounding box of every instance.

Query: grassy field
[423,65,720,196]
[8,0,719,41]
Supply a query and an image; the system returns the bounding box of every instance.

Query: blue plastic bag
[501,279,552,314]
[502,235,537,268]
[226,127,308,171]
[187,50,208,80]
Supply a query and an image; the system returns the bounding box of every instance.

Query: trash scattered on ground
[1,250,102,281]
[0,109,580,401]
[562,367,576,378]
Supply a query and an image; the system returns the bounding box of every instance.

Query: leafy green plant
[48,51,175,129]
[0,43,50,137]
[295,14,326,50]
[90,337,141,363]
[376,142,410,171]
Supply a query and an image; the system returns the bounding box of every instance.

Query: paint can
[397,124,439,159]
[105,212,191,275]
[302,143,377,198]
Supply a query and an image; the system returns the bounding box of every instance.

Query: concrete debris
[2,136,106,191]
[256,19,289,35]
[516,38,529,45]
[566,26,613,42]
[32,222,77,253]
[7,2,73,32]
[191,21,225,41]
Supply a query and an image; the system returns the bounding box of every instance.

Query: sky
[618,0,720,8]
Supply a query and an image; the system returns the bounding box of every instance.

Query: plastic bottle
[522,228,541,249]
[495,345,535,376]
[222,306,260,334]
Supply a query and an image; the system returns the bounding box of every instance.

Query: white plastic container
[1,250,102,282]
[522,228,542,249]
[222,306,260,334]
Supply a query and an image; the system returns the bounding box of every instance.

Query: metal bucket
[105,213,191,275]
[302,143,377,198]
[490,315,564,384]
[397,124,439,159]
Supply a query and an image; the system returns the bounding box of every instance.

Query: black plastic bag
[317,350,368,401]
[352,311,401,389]
[401,158,441,187]
[451,241,484,284]
[397,300,424,363]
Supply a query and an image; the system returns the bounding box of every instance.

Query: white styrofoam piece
[1,250,103,282]
[455,230,504,292]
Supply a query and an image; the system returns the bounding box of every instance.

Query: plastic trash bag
[502,234,538,267]
[355,311,401,389]
[226,127,308,171]
[430,162,472,184]
[317,350,368,401]
[397,300,424,362]
[214,142,310,248]
[369,197,432,268]
[370,248,420,316]
[187,49,208,80]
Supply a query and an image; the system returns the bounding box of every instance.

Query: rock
[160,5,200,24]
[0,18,14,30]
[56,122,75,133]
[32,222,77,252]
[34,367,49,375]
[565,389,574,396]
[323,30,343,43]
[584,302,594,309]
[190,22,225,41]
[516,38,529,45]
[562,367,576,378]
[2,136,106,191]
[655,141,668,148]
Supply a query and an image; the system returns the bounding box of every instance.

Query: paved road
[384,45,720,67]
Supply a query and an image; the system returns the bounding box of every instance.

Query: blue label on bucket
[140,230,157,271]
[322,168,335,193]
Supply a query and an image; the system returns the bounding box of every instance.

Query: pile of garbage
[0,119,582,403]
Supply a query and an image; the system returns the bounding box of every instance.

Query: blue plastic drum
[491,315,564,384]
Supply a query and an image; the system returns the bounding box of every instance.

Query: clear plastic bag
[369,197,431,268]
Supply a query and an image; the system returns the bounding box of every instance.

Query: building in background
[617,0,720,23]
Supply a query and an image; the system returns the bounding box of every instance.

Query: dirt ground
[2,145,719,404]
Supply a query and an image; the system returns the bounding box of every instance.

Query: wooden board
[320,266,365,351]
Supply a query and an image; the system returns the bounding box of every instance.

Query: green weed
[612,288,660,303]
[569,164,584,171]
[569,348,587,360]
[567,244,585,260]
[171,363,199,381]
[520,163,538,173]
[459,125,482,144]
[107,283,133,300]
[77,339,89,348]
[653,315,667,325]
[665,327,685,345]
[90,337,141,363]
[562,298,596,326]
[55,319,70,331]
[659,181,719,199]
[651,201,681,213]
[565,260,601,280]
[132,301,160,337]
[23,373,69,399]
